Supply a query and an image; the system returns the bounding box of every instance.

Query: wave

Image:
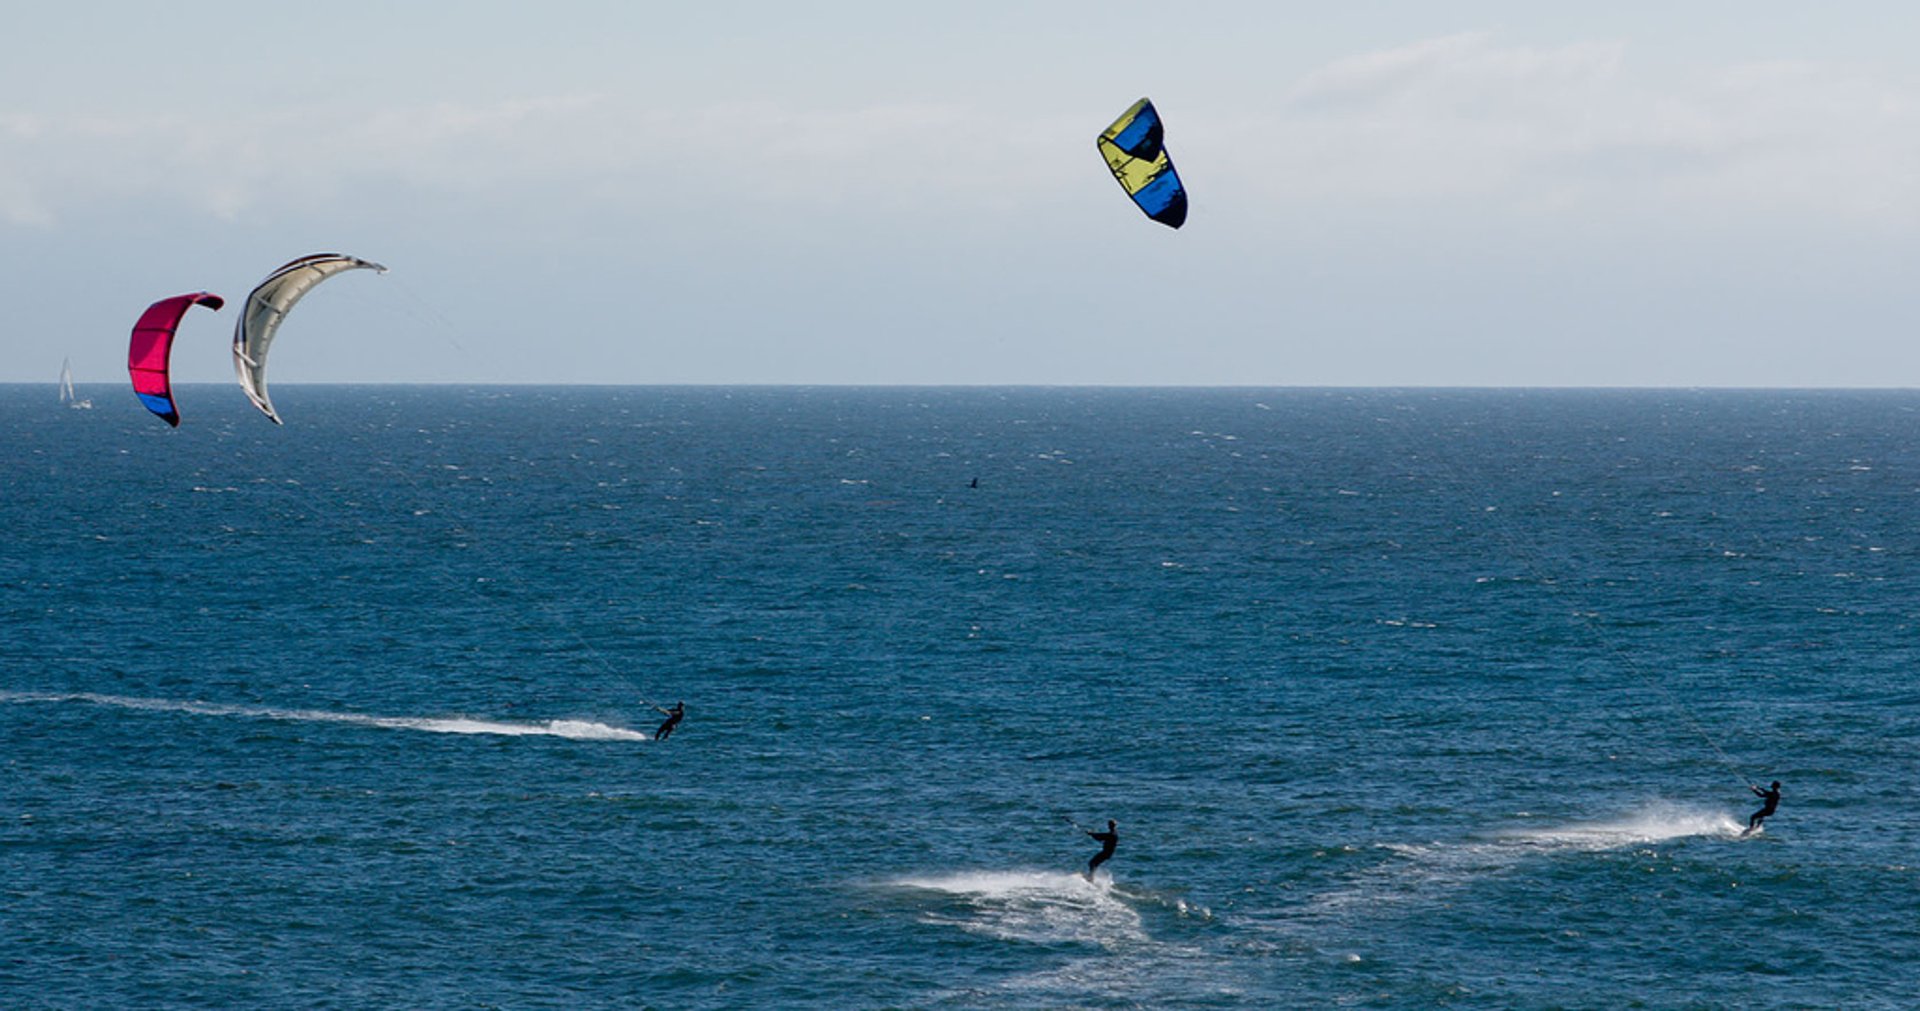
[0,691,648,741]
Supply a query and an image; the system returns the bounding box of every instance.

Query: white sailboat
[59,358,92,409]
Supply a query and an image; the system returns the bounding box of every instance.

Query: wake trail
[886,869,1227,1003]
[0,690,648,741]
[1305,802,1744,922]
[1483,806,1744,851]
[890,869,1152,947]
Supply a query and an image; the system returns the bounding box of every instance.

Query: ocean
[4,385,1917,1009]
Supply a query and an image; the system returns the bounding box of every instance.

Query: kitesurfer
[1084,819,1118,880]
[653,701,684,741]
[1742,781,1781,836]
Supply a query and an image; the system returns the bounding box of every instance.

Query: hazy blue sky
[6,2,1918,386]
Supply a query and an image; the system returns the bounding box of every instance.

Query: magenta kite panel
[128,292,224,426]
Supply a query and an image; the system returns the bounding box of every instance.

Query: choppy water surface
[5,386,1918,1008]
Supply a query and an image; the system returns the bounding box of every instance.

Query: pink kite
[128,292,224,426]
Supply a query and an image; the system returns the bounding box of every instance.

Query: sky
[5,2,1919,387]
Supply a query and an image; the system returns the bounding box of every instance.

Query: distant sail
[1095,98,1188,229]
[127,293,225,427]
[233,253,386,425]
[59,357,92,409]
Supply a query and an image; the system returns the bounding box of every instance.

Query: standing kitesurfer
[652,701,684,741]
[1084,819,1118,880]
[1743,780,1781,836]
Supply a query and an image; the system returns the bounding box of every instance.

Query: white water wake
[1311,802,1744,919]
[890,870,1229,1004]
[0,690,648,741]
[892,869,1150,948]
[1483,806,1744,851]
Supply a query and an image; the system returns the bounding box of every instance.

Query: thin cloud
[1260,33,1920,228]
[1288,32,1625,114]
[0,94,1070,227]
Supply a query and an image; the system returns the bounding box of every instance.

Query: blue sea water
[4,385,1919,1009]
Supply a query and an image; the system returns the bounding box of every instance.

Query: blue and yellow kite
[1096,98,1187,229]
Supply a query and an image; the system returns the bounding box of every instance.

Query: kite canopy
[233,252,387,425]
[1096,98,1188,229]
[127,292,225,427]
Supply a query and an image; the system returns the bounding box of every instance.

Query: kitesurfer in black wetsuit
[653,701,684,741]
[1743,780,1781,836]
[1085,820,1118,880]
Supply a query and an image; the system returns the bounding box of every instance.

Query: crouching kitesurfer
[652,701,684,741]
[1742,780,1781,836]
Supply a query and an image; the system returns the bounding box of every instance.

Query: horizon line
[15,381,1920,392]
